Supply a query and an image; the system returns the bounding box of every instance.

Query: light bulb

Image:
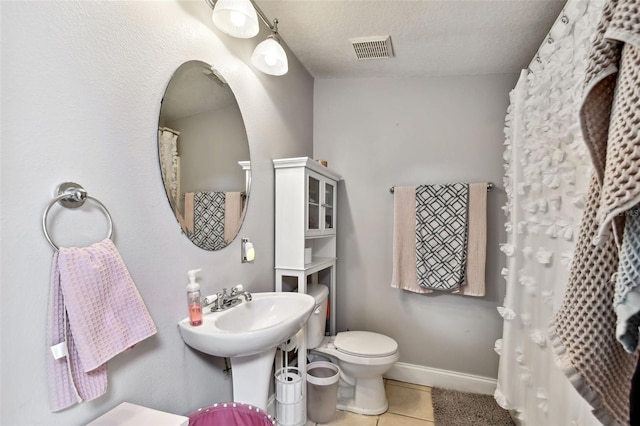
[229,10,246,27]
[251,35,288,76]
[246,245,255,262]
[211,0,259,39]
[242,238,255,263]
[264,54,277,67]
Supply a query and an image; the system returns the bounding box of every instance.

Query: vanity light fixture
[211,0,259,39]
[241,238,255,263]
[205,0,288,76]
[251,20,288,76]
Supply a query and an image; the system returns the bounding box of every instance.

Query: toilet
[306,284,399,415]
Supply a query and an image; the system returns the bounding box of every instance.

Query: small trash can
[306,361,340,424]
[188,402,275,426]
[275,367,304,426]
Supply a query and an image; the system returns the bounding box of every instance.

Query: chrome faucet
[207,285,252,312]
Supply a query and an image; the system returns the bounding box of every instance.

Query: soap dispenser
[186,269,202,326]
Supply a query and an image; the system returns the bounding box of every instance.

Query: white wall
[314,75,517,378]
[0,1,313,425]
[167,104,249,193]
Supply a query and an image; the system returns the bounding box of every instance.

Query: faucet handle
[231,284,244,294]
[202,294,218,305]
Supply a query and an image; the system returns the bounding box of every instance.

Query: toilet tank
[306,284,329,349]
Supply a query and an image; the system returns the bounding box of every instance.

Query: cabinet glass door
[324,181,334,230]
[308,176,320,230]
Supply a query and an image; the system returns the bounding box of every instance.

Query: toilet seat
[335,331,398,358]
[314,338,399,366]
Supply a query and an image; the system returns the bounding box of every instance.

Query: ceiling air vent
[350,36,394,60]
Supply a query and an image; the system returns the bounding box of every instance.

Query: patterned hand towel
[391,183,485,295]
[416,183,469,291]
[48,239,157,411]
[190,192,226,250]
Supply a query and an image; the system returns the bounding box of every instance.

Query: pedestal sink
[178,292,315,409]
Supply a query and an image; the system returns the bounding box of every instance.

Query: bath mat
[432,388,514,426]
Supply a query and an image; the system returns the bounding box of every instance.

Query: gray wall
[313,75,517,378]
[168,104,249,193]
[1,1,312,425]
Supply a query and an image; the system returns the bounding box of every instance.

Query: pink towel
[390,186,432,293]
[453,183,487,297]
[184,192,195,234]
[47,239,157,411]
[224,191,244,244]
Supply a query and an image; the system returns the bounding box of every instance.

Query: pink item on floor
[47,239,157,411]
[188,403,275,426]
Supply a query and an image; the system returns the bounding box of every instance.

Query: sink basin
[178,292,315,358]
[178,291,315,410]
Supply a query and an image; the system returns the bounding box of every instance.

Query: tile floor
[306,379,434,426]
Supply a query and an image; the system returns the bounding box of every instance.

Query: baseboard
[384,362,497,395]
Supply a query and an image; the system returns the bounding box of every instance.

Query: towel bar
[42,182,113,250]
[389,182,494,194]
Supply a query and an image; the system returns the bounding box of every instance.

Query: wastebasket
[188,402,275,426]
[306,361,340,424]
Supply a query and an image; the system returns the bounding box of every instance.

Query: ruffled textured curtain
[158,127,180,207]
[495,0,607,424]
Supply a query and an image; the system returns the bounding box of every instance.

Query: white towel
[47,239,157,411]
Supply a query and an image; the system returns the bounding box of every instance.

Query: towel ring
[42,182,113,250]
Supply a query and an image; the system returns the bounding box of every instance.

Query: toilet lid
[334,331,398,357]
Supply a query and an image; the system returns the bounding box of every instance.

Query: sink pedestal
[177,292,316,411]
[231,347,277,410]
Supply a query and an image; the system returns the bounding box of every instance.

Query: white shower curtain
[495,0,608,424]
[158,127,181,207]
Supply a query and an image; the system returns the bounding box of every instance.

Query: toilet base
[337,399,389,416]
[336,376,389,416]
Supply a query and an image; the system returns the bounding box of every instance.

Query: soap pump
[186,269,203,326]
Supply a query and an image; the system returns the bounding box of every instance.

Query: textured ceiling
[255,0,568,78]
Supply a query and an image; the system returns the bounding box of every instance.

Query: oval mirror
[158,60,250,250]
